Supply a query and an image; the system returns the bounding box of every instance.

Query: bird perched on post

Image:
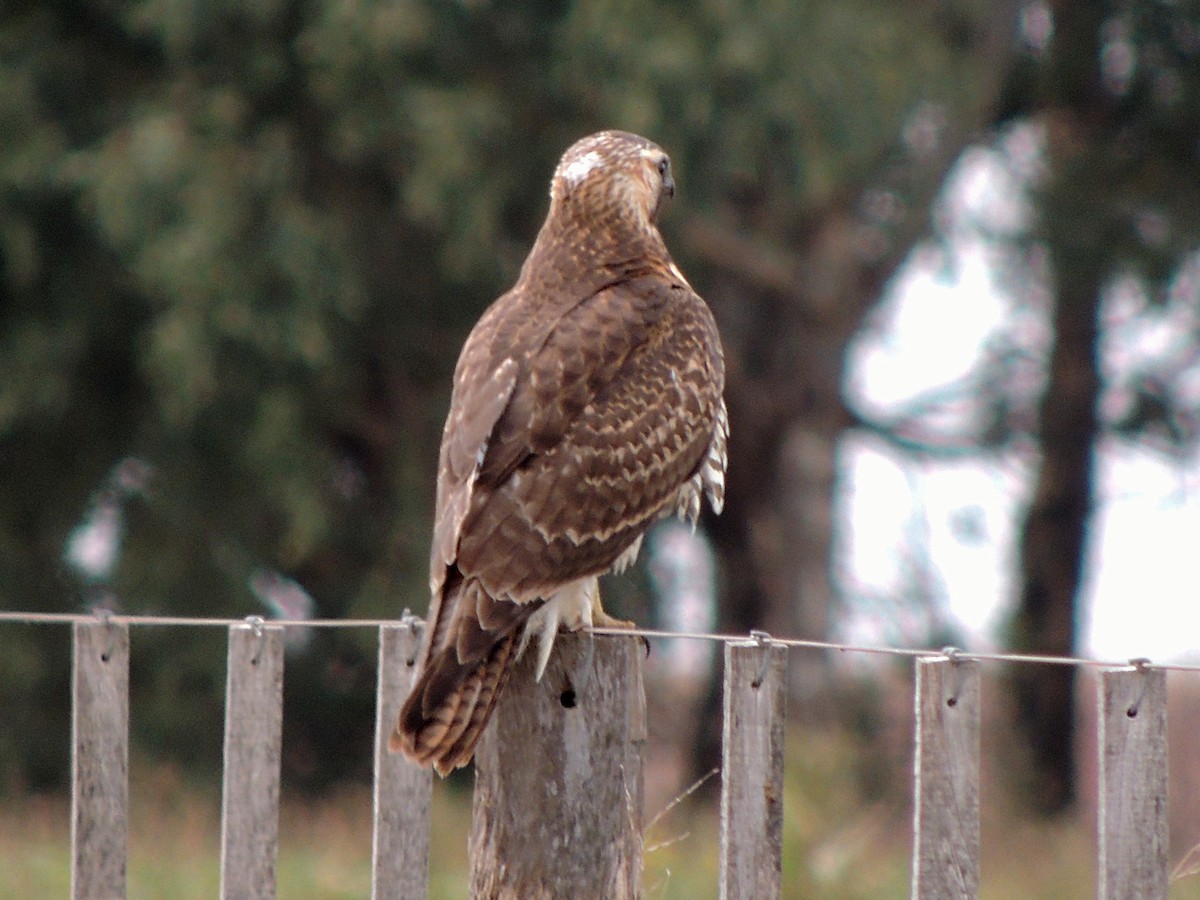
[391,130,728,775]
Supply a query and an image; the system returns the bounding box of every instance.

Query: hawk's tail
[389,574,534,776]
[389,631,519,775]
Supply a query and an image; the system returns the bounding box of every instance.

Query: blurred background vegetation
[3,0,1200,885]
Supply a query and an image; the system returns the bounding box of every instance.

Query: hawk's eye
[657,155,675,199]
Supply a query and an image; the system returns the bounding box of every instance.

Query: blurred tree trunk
[680,2,1024,775]
[1009,234,1101,813]
[689,207,902,703]
[1008,1,1109,815]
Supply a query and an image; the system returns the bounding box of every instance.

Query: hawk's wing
[394,272,723,771]
[442,271,723,600]
[392,128,730,774]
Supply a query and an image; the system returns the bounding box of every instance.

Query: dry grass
[4,735,1200,899]
[0,763,471,899]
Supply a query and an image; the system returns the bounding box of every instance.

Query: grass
[4,734,1200,899]
[0,764,471,899]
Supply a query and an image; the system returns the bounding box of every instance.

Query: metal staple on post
[244,614,266,665]
[940,646,964,707]
[1124,657,1152,718]
[748,630,773,688]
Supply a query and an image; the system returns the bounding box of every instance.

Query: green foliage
[0,0,996,786]
[1036,1,1200,284]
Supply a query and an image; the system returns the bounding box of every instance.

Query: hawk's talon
[586,605,650,656]
[591,612,637,630]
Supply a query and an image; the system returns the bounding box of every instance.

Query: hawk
[390,130,728,775]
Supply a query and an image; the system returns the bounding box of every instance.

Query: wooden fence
[4,612,1189,898]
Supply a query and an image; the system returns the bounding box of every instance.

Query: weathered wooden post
[469,632,646,899]
[719,638,787,900]
[911,653,981,900]
[372,620,432,899]
[1097,663,1168,900]
[72,617,130,900]
[220,620,285,900]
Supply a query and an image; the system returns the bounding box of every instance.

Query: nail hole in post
[96,608,116,664]
[941,646,963,709]
[749,630,772,688]
[245,615,266,666]
[1126,657,1152,718]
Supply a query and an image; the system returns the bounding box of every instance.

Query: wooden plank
[470,632,646,899]
[911,655,980,900]
[371,621,432,899]
[220,622,284,900]
[72,618,130,900]
[719,639,787,900]
[1097,665,1168,900]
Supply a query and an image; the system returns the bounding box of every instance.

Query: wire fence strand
[3,609,1200,673]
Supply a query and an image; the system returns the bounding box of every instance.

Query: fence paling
[220,623,284,900]
[72,619,130,900]
[371,622,431,900]
[911,656,981,900]
[469,632,646,900]
[16,612,1187,898]
[1098,665,1168,900]
[719,639,787,900]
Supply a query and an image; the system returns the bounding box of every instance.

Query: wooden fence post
[220,621,284,900]
[1098,664,1168,900]
[372,620,432,899]
[72,617,130,900]
[719,638,787,900]
[469,632,645,899]
[911,655,980,900]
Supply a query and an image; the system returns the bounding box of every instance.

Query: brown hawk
[390,130,728,775]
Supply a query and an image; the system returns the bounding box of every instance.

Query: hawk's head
[550,130,676,228]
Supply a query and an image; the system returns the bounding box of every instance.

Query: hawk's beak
[663,171,675,198]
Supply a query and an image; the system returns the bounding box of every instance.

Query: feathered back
[391,131,727,775]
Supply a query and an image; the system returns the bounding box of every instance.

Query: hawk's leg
[518,576,602,681]
[517,576,647,682]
